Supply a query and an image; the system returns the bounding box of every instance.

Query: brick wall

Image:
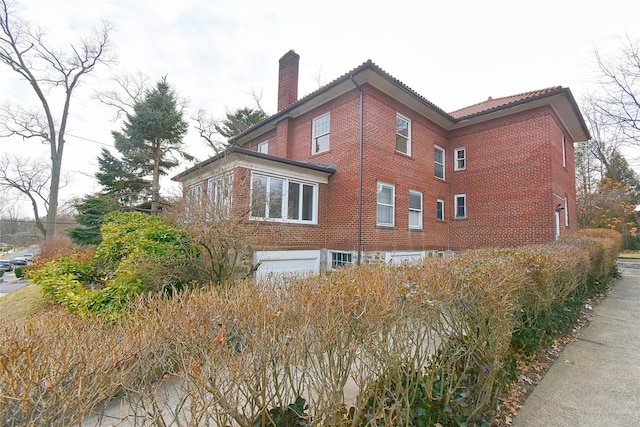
[223,88,578,252]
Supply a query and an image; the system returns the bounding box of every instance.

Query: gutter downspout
[350,75,364,265]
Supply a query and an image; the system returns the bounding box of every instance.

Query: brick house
[173,50,590,278]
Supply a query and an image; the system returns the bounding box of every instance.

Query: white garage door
[385,251,425,265]
[254,250,321,281]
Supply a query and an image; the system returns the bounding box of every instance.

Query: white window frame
[564,196,569,226]
[187,183,202,205]
[376,182,395,227]
[454,194,467,219]
[257,140,268,154]
[408,190,422,229]
[436,199,445,221]
[206,173,233,219]
[434,145,445,180]
[562,134,567,168]
[396,113,411,156]
[250,173,318,224]
[454,147,466,171]
[312,113,330,154]
[331,251,353,269]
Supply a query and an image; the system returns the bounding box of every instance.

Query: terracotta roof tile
[449,86,563,119]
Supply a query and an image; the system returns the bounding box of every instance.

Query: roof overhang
[172,147,336,185]
[450,89,591,142]
[229,62,590,146]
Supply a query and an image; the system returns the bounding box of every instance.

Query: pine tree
[103,77,191,214]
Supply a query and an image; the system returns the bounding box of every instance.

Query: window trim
[250,172,318,224]
[562,134,567,168]
[408,190,423,229]
[454,147,466,171]
[564,196,569,227]
[434,145,445,180]
[396,113,411,156]
[436,199,445,221]
[454,194,467,219]
[312,112,330,154]
[376,182,395,227]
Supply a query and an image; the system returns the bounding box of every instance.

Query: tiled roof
[449,86,563,119]
[229,60,452,143]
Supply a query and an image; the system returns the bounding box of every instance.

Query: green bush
[14,266,27,279]
[0,269,4,278]
[27,212,198,318]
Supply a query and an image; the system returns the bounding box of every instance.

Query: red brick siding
[448,107,571,248]
[228,88,578,252]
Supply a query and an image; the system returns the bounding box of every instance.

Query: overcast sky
[1,0,639,215]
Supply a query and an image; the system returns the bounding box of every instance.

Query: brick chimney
[277,50,299,111]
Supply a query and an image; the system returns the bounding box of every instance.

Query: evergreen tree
[107,77,191,214]
[214,107,268,139]
[95,148,150,210]
[68,195,118,245]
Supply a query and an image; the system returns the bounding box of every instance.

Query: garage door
[254,250,321,281]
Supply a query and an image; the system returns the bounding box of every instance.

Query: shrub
[27,212,198,318]
[13,266,27,279]
[0,269,4,278]
[3,230,623,425]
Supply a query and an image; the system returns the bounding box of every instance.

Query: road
[0,246,39,296]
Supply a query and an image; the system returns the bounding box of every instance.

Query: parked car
[0,259,12,272]
[23,253,34,262]
[12,257,28,267]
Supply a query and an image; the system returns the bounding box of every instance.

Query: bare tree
[0,0,114,238]
[193,89,268,154]
[0,154,69,238]
[96,71,149,121]
[592,37,640,146]
[581,99,626,176]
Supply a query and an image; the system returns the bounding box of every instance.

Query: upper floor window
[454,147,466,171]
[396,113,411,155]
[257,140,268,154]
[312,113,330,154]
[434,145,445,179]
[454,194,466,219]
[377,182,395,226]
[562,134,567,168]
[251,173,317,224]
[408,190,422,229]
[436,199,444,221]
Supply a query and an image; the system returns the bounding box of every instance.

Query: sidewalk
[513,264,640,426]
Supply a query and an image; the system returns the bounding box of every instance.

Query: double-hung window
[312,113,330,154]
[434,145,445,179]
[396,113,411,155]
[257,140,268,154]
[454,147,466,171]
[377,182,395,226]
[436,199,444,221]
[454,194,467,219]
[251,173,317,223]
[408,190,422,229]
